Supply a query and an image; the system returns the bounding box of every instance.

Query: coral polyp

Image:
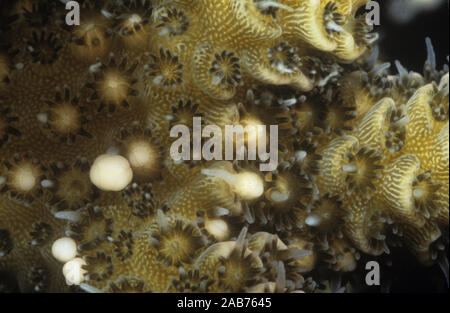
[85,55,139,114]
[43,157,99,211]
[144,48,183,89]
[39,87,91,144]
[148,210,206,267]
[0,0,448,293]
[0,152,45,205]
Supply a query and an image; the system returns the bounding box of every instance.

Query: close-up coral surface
[0,0,448,293]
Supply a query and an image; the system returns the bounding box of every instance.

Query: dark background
[378,0,449,72]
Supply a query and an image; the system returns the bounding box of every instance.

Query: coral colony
[0,0,448,293]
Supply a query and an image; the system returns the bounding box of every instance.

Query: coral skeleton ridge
[0,0,448,293]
